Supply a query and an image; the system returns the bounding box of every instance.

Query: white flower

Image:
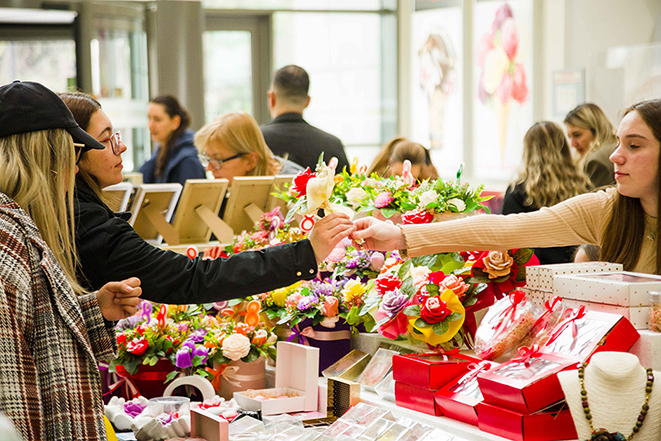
[221,334,251,361]
[306,164,335,214]
[418,190,439,208]
[448,198,466,212]
[346,187,368,208]
[409,266,432,288]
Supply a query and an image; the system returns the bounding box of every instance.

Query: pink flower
[512,63,528,104]
[326,246,346,263]
[496,72,513,104]
[438,274,470,299]
[500,18,518,60]
[286,293,302,309]
[492,3,513,32]
[374,192,394,209]
[370,252,385,272]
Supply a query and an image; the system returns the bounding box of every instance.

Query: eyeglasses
[73,142,85,164]
[198,152,246,170]
[102,131,122,155]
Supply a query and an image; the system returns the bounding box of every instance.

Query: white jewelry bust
[558,352,661,441]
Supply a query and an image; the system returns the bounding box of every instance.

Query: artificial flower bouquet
[319,237,387,281]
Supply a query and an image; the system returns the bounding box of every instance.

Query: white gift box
[234,341,319,415]
[526,262,622,292]
[561,298,649,330]
[521,287,549,307]
[553,271,661,307]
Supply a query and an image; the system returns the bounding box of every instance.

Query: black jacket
[139,129,206,188]
[502,183,577,265]
[73,180,318,304]
[261,113,350,173]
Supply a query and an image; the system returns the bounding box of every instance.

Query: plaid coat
[0,193,117,440]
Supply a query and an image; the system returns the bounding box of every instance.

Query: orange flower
[483,251,514,279]
[334,175,344,183]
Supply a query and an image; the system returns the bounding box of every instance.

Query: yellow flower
[342,280,366,304]
[271,282,300,307]
[350,157,358,174]
[407,289,465,346]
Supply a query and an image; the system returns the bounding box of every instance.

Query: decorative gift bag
[282,317,352,374]
[212,357,267,400]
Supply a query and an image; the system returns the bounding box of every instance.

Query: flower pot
[130,358,175,399]
[215,356,266,400]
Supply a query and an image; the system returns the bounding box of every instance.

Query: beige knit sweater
[402,188,657,274]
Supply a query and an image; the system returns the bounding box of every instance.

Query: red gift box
[539,308,639,361]
[434,361,498,426]
[392,352,480,390]
[477,348,576,414]
[394,381,442,416]
[477,402,577,441]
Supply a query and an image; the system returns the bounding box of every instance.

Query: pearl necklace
[578,362,654,441]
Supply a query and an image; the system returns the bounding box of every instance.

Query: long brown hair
[59,92,105,198]
[512,121,590,207]
[151,95,191,179]
[600,99,661,274]
[368,137,438,180]
[564,103,617,162]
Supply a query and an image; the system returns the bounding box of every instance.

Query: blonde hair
[564,103,617,161]
[368,137,438,180]
[194,112,279,176]
[513,121,591,208]
[0,129,86,294]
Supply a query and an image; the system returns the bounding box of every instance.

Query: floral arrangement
[358,248,538,350]
[320,237,386,281]
[469,249,539,298]
[110,301,275,386]
[477,2,529,157]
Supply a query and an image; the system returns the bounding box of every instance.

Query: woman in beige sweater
[352,99,661,275]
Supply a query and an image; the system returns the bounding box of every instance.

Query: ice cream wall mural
[473,0,533,180]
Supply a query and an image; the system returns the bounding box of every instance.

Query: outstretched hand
[96,277,142,321]
[351,217,407,252]
[308,212,356,263]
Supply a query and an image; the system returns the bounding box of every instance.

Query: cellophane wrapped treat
[512,296,566,354]
[474,291,539,360]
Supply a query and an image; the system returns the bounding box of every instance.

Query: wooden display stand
[267,174,295,216]
[102,182,133,213]
[128,183,182,246]
[222,176,276,235]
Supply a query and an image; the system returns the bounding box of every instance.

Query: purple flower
[187,328,207,343]
[297,296,318,311]
[157,414,173,425]
[175,347,193,369]
[182,339,196,351]
[193,345,210,364]
[177,322,189,333]
[124,401,147,418]
[381,289,409,318]
[313,282,335,297]
[116,314,142,331]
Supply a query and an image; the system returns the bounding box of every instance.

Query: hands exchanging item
[96,277,142,322]
[308,214,407,263]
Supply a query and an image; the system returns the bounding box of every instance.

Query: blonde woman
[195,112,303,184]
[0,81,141,440]
[367,137,438,181]
[502,121,591,264]
[564,103,618,187]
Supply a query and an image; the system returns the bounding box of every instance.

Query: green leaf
[360,292,383,316]
[437,253,465,275]
[228,299,243,307]
[414,318,431,328]
[165,370,179,383]
[433,321,450,335]
[516,264,527,282]
[380,208,397,219]
[447,312,463,322]
[402,305,421,316]
[513,248,534,265]
[464,296,478,307]
[192,355,206,367]
[317,152,325,167]
[410,326,423,335]
[400,277,415,296]
[345,306,362,326]
[265,309,279,319]
[242,347,261,364]
[400,202,417,212]
[472,267,489,279]
[412,254,438,268]
[196,368,210,379]
[426,283,440,297]
[362,315,376,333]
[398,260,413,280]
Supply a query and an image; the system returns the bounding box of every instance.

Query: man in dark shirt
[260,65,350,173]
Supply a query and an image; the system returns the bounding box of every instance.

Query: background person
[0,81,141,441]
[260,65,350,172]
[367,137,439,181]
[61,93,354,305]
[140,95,206,187]
[352,99,661,276]
[195,111,303,185]
[564,103,618,188]
[502,121,591,264]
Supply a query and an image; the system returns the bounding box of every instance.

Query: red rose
[375,273,403,296]
[292,168,316,198]
[401,209,434,225]
[420,296,451,324]
[126,337,149,356]
[136,325,147,336]
[117,334,127,347]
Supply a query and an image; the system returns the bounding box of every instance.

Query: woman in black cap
[60,92,355,304]
[0,81,141,440]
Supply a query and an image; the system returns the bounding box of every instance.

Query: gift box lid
[392,352,480,390]
[554,271,661,307]
[526,262,622,292]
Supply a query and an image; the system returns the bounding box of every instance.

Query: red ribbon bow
[531,296,563,330]
[545,305,587,347]
[421,347,461,358]
[512,344,542,365]
[494,290,526,330]
[458,361,493,385]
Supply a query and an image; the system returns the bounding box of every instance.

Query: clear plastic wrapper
[474,291,539,360]
[357,418,395,441]
[356,348,399,390]
[376,423,410,441]
[491,357,561,381]
[229,416,266,435]
[374,371,396,402]
[515,296,566,350]
[649,291,661,332]
[294,428,325,441]
[399,423,439,441]
[320,420,353,438]
[421,428,454,441]
[341,423,368,438]
[449,373,483,400]
[271,426,307,441]
[541,317,610,358]
[263,415,303,430]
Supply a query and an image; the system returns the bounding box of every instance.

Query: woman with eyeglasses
[195,111,303,185]
[61,92,354,305]
[140,95,206,187]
